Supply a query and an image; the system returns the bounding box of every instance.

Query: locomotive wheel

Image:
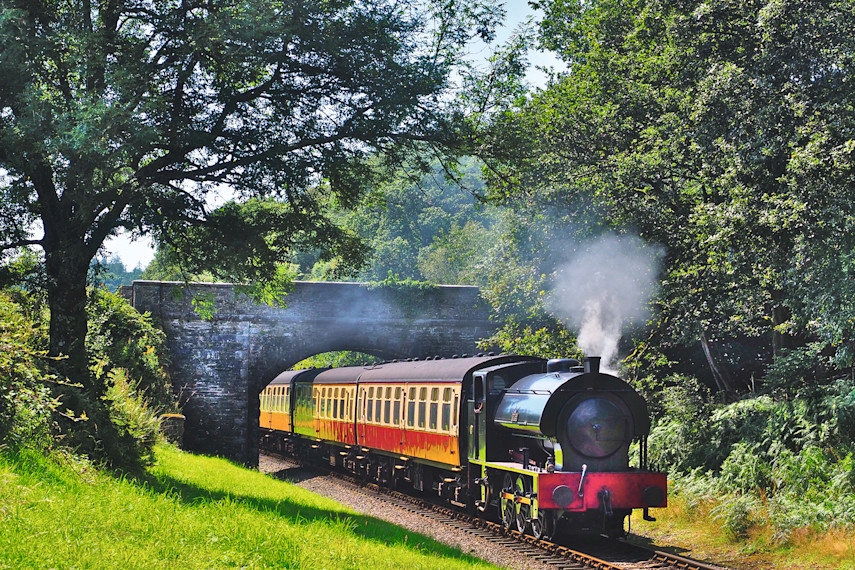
[530,509,555,541]
[514,476,531,533]
[500,474,515,529]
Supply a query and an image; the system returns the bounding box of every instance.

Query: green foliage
[97,368,161,470]
[0,291,56,451]
[478,0,855,388]
[718,443,772,494]
[710,494,759,541]
[364,274,443,318]
[314,157,501,285]
[480,324,579,359]
[86,288,174,414]
[762,344,827,394]
[647,375,712,472]
[293,351,381,370]
[0,286,171,471]
[90,256,144,292]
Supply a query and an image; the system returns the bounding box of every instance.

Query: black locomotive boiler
[259,354,666,539]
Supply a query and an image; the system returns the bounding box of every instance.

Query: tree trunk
[44,243,92,390]
[700,330,736,393]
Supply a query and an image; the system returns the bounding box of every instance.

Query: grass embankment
[0,444,495,569]
[632,491,855,570]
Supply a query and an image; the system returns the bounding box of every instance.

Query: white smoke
[546,234,663,371]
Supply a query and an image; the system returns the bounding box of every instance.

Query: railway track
[260,452,729,570]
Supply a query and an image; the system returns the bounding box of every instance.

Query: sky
[102,1,563,270]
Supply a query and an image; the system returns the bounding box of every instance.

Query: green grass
[0,444,496,569]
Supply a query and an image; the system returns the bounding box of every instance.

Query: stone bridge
[130,280,496,464]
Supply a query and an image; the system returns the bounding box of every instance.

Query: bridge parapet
[131,280,495,464]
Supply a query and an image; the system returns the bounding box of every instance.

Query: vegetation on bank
[639,375,855,567]
[0,286,171,472]
[0,444,494,570]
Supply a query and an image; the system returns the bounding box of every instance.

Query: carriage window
[429,387,439,430]
[340,389,346,421]
[407,387,416,427]
[318,388,324,415]
[452,392,459,428]
[393,387,402,426]
[285,387,290,412]
[367,389,374,422]
[441,387,452,431]
[333,388,339,419]
[375,396,382,424]
[327,388,333,419]
[383,387,391,424]
[418,387,427,428]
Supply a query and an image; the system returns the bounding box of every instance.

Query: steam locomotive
[259,354,666,539]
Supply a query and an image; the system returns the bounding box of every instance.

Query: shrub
[718,442,771,493]
[711,494,759,540]
[647,375,711,472]
[87,288,175,414]
[763,345,825,394]
[703,396,776,471]
[77,288,176,471]
[100,368,162,469]
[0,291,56,451]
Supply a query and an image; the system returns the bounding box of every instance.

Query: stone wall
[131,280,495,464]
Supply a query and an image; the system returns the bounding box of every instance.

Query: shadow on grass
[625,533,691,555]
[131,464,488,566]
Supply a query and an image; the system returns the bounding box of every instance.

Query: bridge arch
[131,280,496,464]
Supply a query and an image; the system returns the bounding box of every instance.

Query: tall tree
[479,0,855,386]
[0,0,500,387]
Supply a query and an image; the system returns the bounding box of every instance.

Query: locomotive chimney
[583,356,601,374]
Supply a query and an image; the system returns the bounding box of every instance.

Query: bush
[647,375,711,472]
[79,288,176,471]
[87,288,175,414]
[763,345,825,394]
[0,291,57,451]
[718,442,771,493]
[711,494,759,540]
[101,369,162,469]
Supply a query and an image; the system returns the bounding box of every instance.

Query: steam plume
[546,234,663,371]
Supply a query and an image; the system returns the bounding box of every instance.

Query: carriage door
[468,372,487,460]
[356,385,368,446]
